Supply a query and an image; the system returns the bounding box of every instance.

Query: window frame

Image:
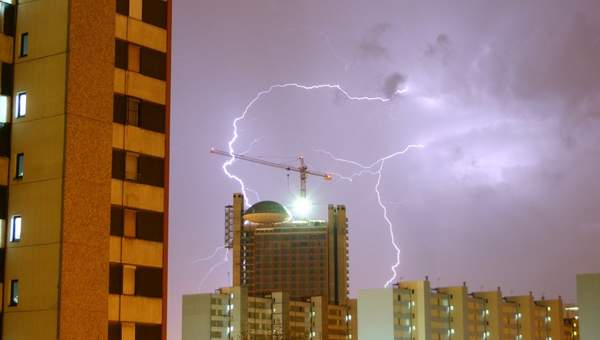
[16,91,26,118]
[19,32,28,57]
[10,215,21,242]
[15,152,24,179]
[9,279,19,306]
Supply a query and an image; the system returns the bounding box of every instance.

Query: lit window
[10,280,19,306]
[125,152,139,181]
[20,32,28,57]
[15,153,24,179]
[10,216,21,242]
[16,92,26,117]
[126,97,139,126]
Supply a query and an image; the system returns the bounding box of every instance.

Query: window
[123,209,136,237]
[9,279,18,306]
[109,263,123,294]
[139,47,166,80]
[142,0,166,28]
[115,39,128,69]
[15,153,24,178]
[135,324,161,340]
[125,152,139,181]
[16,91,26,117]
[10,215,21,242]
[126,97,139,126]
[19,32,28,57]
[116,0,129,16]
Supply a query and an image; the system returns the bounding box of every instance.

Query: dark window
[109,263,123,294]
[139,101,165,133]
[0,122,10,158]
[9,279,18,306]
[139,47,166,80]
[0,185,7,219]
[142,0,166,28]
[113,94,127,124]
[115,39,128,69]
[135,324,161,340]
[116,0,129,16]
[135,267,162,298]
[15,153,24,179]
[1,63,13,96]
[19,32,28,57]
[111,206,124,237]
[138,155,164,187]
[109,322,122,340]
[136,211,163,242]
[112,149,125,180]
[1,3,15,37]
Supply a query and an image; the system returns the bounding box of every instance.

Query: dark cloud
[382,72,407,98]
[425,33,451,60]
[358,22,392,59]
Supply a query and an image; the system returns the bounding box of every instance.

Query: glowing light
[291,197,312,219]
[318,144,424,287]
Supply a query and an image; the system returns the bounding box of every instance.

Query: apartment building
[358,279,569,340]
[182,286,356,340]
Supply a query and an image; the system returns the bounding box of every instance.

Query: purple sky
[170,1,600,338]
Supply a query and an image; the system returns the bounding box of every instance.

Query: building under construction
[226,193,349,306]
[182,192,355,339]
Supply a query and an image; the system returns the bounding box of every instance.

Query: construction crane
[210,147,332,198]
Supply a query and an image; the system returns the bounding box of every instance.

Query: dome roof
[244,201,290,224]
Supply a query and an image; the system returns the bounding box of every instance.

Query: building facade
[576,273,600,340]
[182,286,355,340]
[226,194,349,306]
[0,0,170,339]
[358,279,572,340]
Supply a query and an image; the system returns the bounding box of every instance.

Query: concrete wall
[358,288,395,340]
[182,294,211,340]
[577,273,600,340]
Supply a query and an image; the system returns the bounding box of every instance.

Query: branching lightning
[223,83,405,206]
[220,81,420,289]
[197,249,230,290]
[317,145,424,287]
[192,245,226,264]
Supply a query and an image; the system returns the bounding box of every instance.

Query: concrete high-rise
[226,193,349,305]
[0,0,170,339]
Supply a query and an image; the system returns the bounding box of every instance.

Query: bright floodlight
[292,197,312,219]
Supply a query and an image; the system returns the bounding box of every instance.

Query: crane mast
[210,148,331,198]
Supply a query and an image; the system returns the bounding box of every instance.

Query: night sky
[170,1,600,338]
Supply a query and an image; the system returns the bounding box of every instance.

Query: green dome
[244,201,290,224]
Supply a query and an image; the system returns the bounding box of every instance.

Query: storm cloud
[170,1,600,339]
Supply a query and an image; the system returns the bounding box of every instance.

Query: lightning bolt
[317,145,424,288]
[192,245,226,264]
[221,82,416,289]
[223,83,407,206]
[197,248,230,290]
